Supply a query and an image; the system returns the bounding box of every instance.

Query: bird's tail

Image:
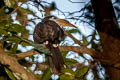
[46,43,64,74]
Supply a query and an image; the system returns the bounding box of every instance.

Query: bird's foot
[43,41,49,45]
[53,44,59,47]
[64,65,67,68]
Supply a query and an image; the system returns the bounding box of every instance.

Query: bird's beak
[55,19,77,28]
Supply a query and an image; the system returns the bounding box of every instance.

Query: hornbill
[33,16,76,74]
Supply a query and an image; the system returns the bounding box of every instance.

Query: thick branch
[91,0,120,79]
[0,48,37,80]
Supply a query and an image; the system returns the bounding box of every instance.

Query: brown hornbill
[33,16,76,74]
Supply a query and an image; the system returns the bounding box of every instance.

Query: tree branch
[64,30,84,46]
[59,46,95,56]
[15,35,96,59]
[15,46,95,60]
[68,0,85,3]
[15,50,39,59]
[0,48,37,80]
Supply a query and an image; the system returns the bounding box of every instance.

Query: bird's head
[42,16,57,22]
[42,16,77,28]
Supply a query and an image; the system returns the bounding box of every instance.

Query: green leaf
[20,41,29,47]
[68,29,79,33]
[35,74,42,80]
[0,19,13,28]
[60,75,73,80]
[8,24,24,33]
[41,68,52,80]
[4,0,15,8]
[75,66,88,78]
[0,20,7,29]
[21,29,29,38]
[0,76,7,80]
[60,68,76,80]
[61,51,68,59]
[65,58,78,65]
[82,36,88,45]
[0,43,3,47]
[0,29,8,36]
[4,67,16,80]
[33,43,50,55]
[11,43,19,53]
[29,55,34,62]
[6,37,20,43]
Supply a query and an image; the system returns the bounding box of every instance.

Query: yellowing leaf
[4,0,15,8]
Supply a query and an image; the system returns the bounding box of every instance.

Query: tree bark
[0,48,37,80]
[91,0,120,80]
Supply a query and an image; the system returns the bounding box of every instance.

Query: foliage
[0,0,119,80]
[4,67,16,80]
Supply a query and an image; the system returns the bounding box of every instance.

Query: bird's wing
[46,20,64,43]
[33,22,49,43]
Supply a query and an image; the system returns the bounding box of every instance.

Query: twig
[32,62,48,71]
[7,2,23,19]
[85,31,96,46]
[15,50,39,59]
[71,63,84,68]
[64,30,84,46]
[68,0,85,3]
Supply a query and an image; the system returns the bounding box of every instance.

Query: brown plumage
[33,16,64,74]
[55,19,77,28]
